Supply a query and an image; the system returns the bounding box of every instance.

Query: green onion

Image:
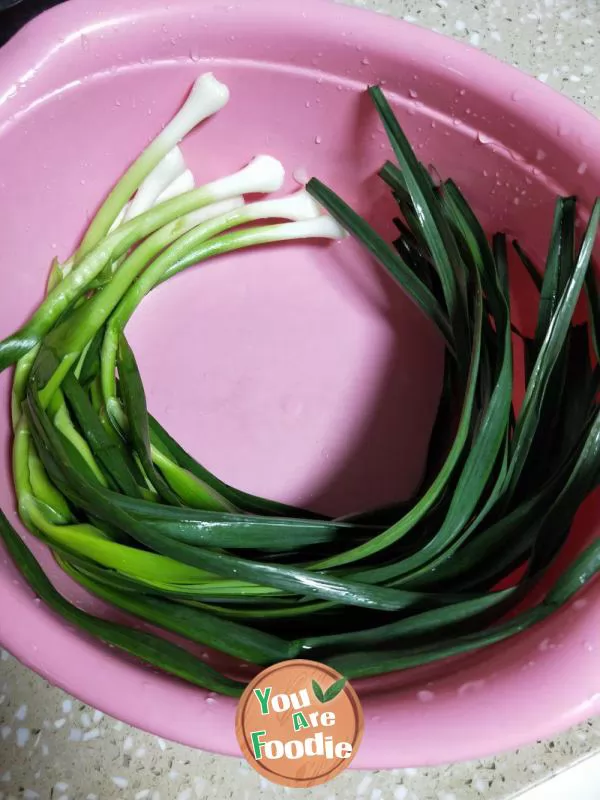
[1,75,599,694]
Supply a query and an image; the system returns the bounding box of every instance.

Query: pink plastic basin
[1,0,600,769]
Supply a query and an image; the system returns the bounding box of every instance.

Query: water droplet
[477,131,494,145]
[584,641,595,653]
[417,690,435,703]
[557,121,571,137]
[459,88,467,95]
[577,162,588,175]
[361,57,370,66]
[574,598,588,610]
[314,135,322,144]
[292,168,309,186]
[536,148,547,161]
[409,89,418,99]
[458,679,485,695]
[81,34,90,52]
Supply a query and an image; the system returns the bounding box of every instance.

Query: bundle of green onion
[1,76,600,697]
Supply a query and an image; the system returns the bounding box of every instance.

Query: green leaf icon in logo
[323,677,347,702]
[312,677,347,704]
[312,679,326,703]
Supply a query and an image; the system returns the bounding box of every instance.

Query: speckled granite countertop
[1,0,599,798]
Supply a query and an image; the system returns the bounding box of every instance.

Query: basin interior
[1,3,599,764]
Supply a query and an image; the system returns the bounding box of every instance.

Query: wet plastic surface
[1,0,600,769]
